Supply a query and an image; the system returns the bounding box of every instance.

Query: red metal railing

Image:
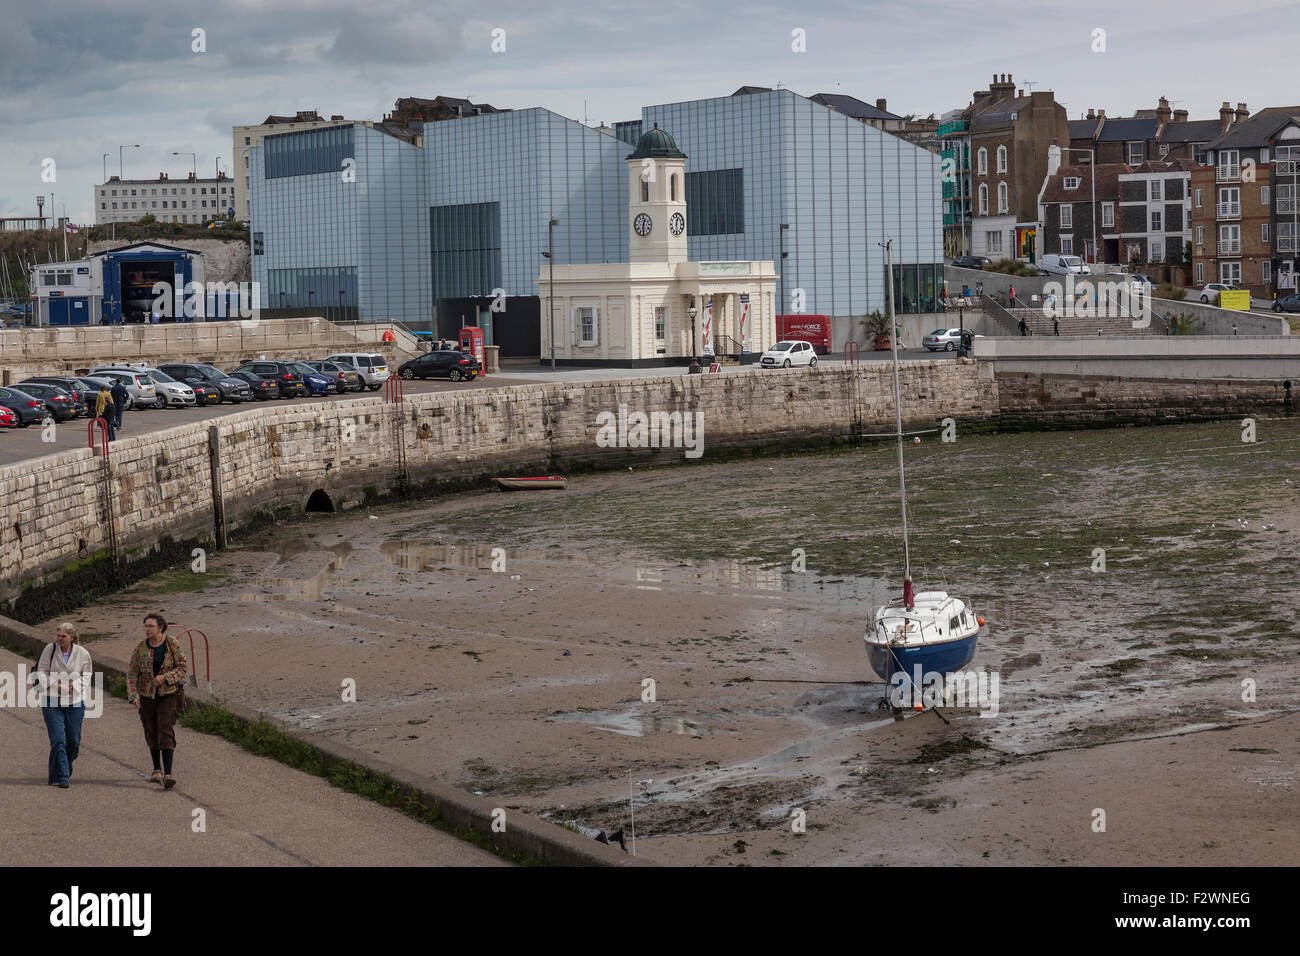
[87,418,110,456]
[844,342,861,365]
[171,627,211,691]
[383,377,404,404]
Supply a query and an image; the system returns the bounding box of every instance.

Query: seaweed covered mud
[72,418,1300,865]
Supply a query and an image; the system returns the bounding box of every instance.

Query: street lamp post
[546,217,558,370]
[687,298,700,374]
[1060,147,1097,267]
[779,223,789,317]
[102,153,109,184]
[173,151,197,178]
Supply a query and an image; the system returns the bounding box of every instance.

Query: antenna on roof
[1022,80,1037,92]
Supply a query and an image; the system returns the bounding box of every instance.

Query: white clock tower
[627,124,688,264]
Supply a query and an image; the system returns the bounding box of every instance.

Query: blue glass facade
[249,91,941,324]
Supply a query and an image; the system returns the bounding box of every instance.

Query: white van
[1040,254,1090,276]
[324,353,390,390]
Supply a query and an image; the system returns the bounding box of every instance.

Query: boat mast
[885,239,911,581]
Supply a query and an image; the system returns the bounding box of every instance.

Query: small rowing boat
[491,475,568,491]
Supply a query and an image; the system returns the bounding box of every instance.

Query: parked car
[231,361,309,398]
[1198,283,1237,304]
[951,255,992,269]
[286,362,336,396]
[776,314,832,354]
[76,376,131,410]
[21,377,93,414]
[135,368,197,408]
[759,340,818,368]
[87,366,159,407]
[158,363,252,404]
[152,365,220,405]
[13,382,81,421]
[1272,293,1300,313]
[303,360,365,392]
[923,328,967,351]
[0,387,44,426]
[324,353,390,390]
[227,369,282,400]
[397,350,482,382]
[0,405,16,428]
[1040,254,1090,277]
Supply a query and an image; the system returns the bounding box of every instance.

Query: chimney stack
[1220,101,1234,132]
[1097,109,1106,119]
[1173,109,1188,123]
[1048,140,1062,178]
[1156,96,1172,125]
[876,98,887,111]
[1086,108,1095,120]
[1236,102,1250,123]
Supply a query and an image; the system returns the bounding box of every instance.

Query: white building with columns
[538,125,778,365]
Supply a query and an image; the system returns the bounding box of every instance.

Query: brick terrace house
[965,74,1069,263]
[1037,157,1125,263]
[1191,106,1300,297]
[1116,160,1196,275]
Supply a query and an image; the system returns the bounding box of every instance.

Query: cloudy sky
[3,0,1297,224]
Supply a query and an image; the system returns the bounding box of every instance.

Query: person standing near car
[38,623,93,789]
[94,383,116,441]
[110,379,128,432]
[126,612,188,789]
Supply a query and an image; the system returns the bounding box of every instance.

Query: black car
[22,377,93,414]
[952,255,991,269]
[227,370,281,400]
[232,361,309,397]
[158,363,252,403]
[13,382,80,421]
[0,386,49,426]
[397,350,482,382]
[76,377,130,410]
[1272,293,1300,313]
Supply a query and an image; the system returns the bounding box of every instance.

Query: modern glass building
[248,88,944,339]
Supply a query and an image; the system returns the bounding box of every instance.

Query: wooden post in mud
[208,425,227,549]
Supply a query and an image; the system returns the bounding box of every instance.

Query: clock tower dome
[626,124,688,263]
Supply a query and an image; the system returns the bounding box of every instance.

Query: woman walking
[38,623,93,789]
[126,613,188,789]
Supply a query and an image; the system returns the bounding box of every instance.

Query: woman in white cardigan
[38,623,93,789]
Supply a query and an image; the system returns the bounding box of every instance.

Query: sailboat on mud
[863,239,983,695]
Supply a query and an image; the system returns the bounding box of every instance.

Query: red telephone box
[459,326,485,374]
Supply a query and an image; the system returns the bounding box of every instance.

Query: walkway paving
[0,646,504,866]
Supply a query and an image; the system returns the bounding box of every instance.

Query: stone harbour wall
[0,362,997,601]
[995,372,1293,424]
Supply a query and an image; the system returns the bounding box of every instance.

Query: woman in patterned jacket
[126,612,188,789]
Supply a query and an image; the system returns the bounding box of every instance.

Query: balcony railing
[1216,166,1240,182]
[1279,237,1298,252]
[1216,202,1241,218]
[1276,161,1299,176]
[1219,240,1241,255]
[1279,199,1300,214]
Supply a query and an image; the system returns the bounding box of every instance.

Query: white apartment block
[95,174,236,225]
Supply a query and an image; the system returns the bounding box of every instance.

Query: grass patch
[179,700,540,865]
[131,567,229,594]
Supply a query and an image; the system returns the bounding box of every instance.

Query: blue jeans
[42,703,85,784]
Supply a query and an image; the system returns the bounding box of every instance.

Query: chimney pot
[876,98,887,111]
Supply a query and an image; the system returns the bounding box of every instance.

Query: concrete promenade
[0,644,505,867]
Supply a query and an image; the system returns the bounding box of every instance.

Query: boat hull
[866,632,978,683]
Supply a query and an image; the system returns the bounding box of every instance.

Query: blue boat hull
[866,632,979,683]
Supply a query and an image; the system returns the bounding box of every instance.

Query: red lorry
[776,315,832,354]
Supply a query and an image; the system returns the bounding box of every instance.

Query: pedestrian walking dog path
[0,645,504,867]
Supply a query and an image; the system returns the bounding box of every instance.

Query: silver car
[87,366,158,408]
[923,328,964,351]
[90,365,195,408]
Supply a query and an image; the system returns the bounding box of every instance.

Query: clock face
[634,213,653,237]
[670,212,685,236]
